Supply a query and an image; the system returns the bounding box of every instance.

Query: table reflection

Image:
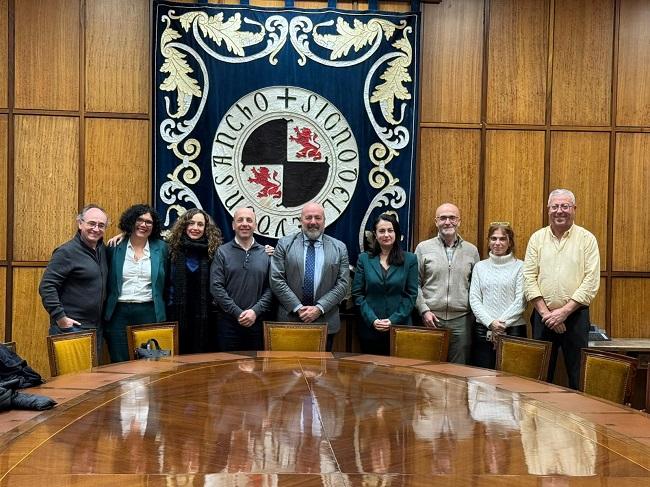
[520,404,597,476]
[2,354,650,485]
[468,381,520,475]
[412,374,474,475]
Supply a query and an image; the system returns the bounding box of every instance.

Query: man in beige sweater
[523,189,600,389]
[415,203,480,364]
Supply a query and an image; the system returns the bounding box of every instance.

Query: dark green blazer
[104,238,169,322]
[352,251,418,341]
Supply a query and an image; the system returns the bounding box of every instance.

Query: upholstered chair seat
[580,349,638,405]
[390,326,450,362]
[263,322,327,351]
[127,322,179,360]
[495,336,552,380]
[47,331,97,376]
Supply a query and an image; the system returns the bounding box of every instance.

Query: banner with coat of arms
[153,0,420,263]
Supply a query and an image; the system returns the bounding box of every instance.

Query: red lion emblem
[289,126,322,161]
[248,167,282,199]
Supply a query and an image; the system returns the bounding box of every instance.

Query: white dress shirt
[118,240,153,302]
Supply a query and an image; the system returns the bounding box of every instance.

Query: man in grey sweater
[415,203,480,364]
[39,205,109,356]
[210,207,273,351]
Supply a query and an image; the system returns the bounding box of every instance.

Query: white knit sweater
[469,252,526,328]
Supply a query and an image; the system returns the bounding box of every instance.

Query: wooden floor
[1,352,650,485]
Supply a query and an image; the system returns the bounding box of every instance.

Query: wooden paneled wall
[1,0,151,374]
[1,0,649,372]
[418,0,650,338]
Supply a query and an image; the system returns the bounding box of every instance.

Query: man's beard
[303,226,323,240]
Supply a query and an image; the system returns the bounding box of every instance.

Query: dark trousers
[531,307,590,390]
[471,324,527,369]
[326,333,335,352]
[104,302,157,363]
[217,314,264,352]
[358,334,390,356]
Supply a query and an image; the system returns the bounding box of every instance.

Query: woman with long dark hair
[167,208,223,354]
[104,204,168,362]
[352,213,418,355]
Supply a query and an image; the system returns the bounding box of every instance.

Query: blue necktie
[303,240,316,305]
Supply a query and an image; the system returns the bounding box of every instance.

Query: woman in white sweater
[469,223,526,368]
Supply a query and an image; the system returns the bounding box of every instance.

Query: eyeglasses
[81,219,107,230]
[489,221,511,227]
[136,217,154,227]
[548,204,574,212]
[436,215,459,223]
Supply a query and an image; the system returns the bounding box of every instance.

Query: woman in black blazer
[352,213,418,355]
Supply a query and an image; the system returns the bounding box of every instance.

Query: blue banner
[153,1,420,264]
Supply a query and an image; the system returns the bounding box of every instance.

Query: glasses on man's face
[548,204,573,212]
[136,217,154,227]
[82,219,107,230]
[436,215,459,223]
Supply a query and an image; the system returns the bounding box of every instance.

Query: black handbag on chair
[134,338,171,359]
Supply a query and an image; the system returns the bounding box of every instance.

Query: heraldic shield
[153,1,421,264]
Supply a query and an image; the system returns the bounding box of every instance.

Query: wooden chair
[127,322,179,360]
[495,336,552,381]
[390,326,450,361]
[47,331,97,376]
[263,322,327,352]
[579,349,638,405]
[1,341,16,353]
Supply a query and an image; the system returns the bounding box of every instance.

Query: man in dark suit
[270,202,350,351]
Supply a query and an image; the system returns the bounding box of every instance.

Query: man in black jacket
[39,204,109,357]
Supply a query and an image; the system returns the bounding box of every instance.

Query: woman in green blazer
[104,204,169,362]
[352,213,419,355]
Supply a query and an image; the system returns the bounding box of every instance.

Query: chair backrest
[495,336,552,380]
[390,326,450,361]
[47,331,97,376]
[263,322,327,352]
[580,349,638,405]
[127,322,179,360]
[1,341,16,353]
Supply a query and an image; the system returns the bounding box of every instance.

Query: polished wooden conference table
[1,351,650,486]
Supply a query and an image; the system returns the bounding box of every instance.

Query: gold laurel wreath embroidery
[177,11,265,56]
[313,18,397,60]
[370,35,412,126]
[311,18,412,191]
[159,25,202,120]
